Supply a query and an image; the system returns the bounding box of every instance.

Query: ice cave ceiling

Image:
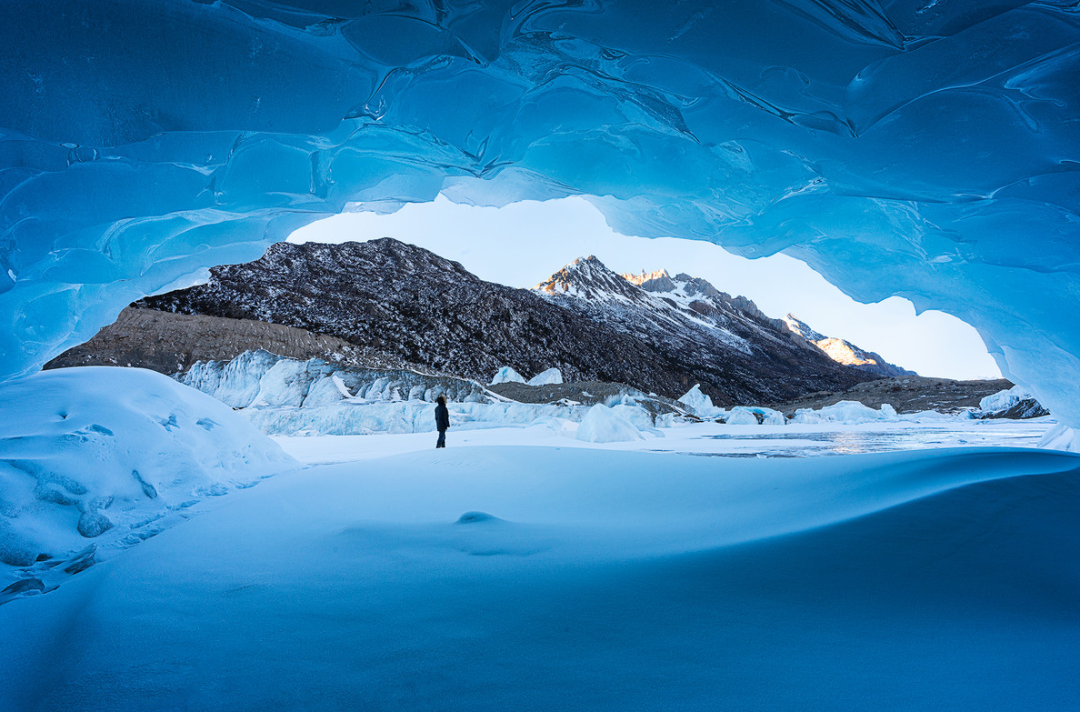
[1,0,1079,420]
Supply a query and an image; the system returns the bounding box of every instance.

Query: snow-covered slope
[0,367,296,592]
[536,257,874,404]
[782,314,916,377]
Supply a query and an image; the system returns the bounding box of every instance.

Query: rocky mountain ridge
[782,314,916,378]
[133,239,874,405]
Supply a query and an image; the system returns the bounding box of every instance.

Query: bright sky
[291,195,1002,380]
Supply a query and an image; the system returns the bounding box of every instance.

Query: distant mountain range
[58,239,907,406]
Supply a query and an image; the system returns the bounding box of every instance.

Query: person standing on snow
[434,395,450,448]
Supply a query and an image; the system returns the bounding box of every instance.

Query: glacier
[2,0,1080,426]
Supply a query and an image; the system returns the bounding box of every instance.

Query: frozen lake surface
[273,418,1055,464]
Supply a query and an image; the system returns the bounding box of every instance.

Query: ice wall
[2,1,1079,421]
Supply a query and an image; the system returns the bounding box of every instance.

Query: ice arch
[2,0,1078,421]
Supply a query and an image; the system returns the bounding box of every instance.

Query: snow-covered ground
[3,368,1078,710]
[2,440,1078,711]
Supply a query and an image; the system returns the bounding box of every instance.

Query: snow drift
[1,1,1078,426]
[0,367,295,575]
[2,446,1078,710]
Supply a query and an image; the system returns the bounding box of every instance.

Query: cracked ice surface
[1,0,1079,421]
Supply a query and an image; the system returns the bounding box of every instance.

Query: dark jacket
[435,402,450,432]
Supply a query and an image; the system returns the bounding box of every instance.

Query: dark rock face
[768,375,1016,415]
[139,239,874,405]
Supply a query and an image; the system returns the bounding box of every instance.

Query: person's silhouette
[434,395,450,448]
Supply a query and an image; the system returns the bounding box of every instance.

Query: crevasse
[1,0,1078,421]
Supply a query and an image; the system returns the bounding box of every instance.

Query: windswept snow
[2,444,1077,710]
[0,367,1070,711]
[0,368,295,575]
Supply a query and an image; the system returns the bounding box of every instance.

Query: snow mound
[575,405,643,443]
[792,400,901,425]
[0,367,296,570]
[491,366,527,385]
[456,512,503,525]
[527,368,563,386]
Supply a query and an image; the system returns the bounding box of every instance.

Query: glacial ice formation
[2,1,1079,423]
[490,366,528,386]
[792,400,901,425]
[979,385,1035,413]
[173,351,667,436]
[576,404,644,443]
[527,368,564,387]
[677,385,722,419]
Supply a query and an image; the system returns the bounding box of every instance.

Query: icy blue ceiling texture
[2,1,1079,419]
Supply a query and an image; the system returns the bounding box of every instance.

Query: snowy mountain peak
[535,255,648,303]
[782,314,916,378]
[622,268,774,327]
[783,314,827,342]
[623,268,675,292]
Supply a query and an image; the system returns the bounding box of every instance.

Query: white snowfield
[2,439,1078,711]
[1,367,1077,711]
[0,368,296,573]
